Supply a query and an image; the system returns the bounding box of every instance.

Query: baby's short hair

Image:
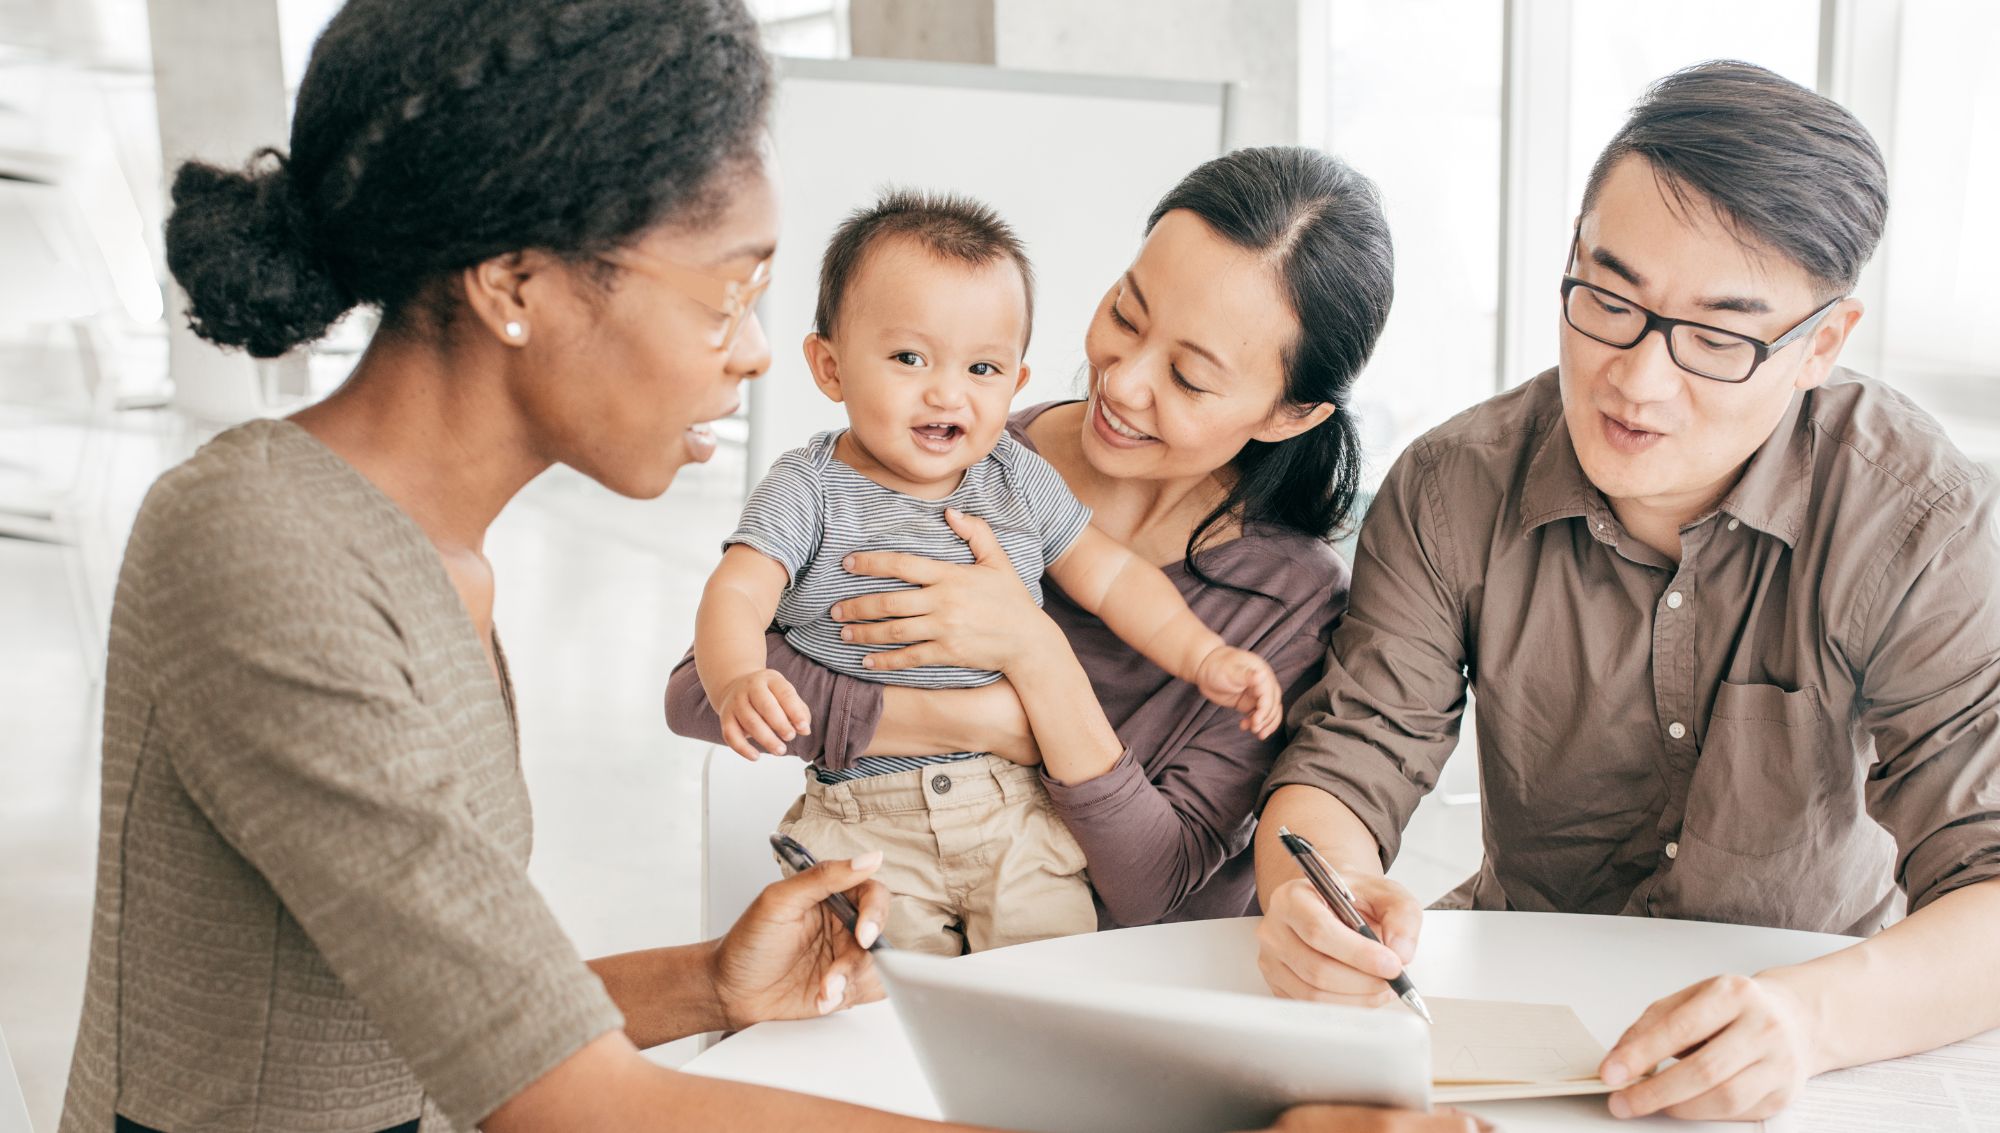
[813,188,1035,348]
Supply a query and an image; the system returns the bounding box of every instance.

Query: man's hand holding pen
[1256,865,1426,1010]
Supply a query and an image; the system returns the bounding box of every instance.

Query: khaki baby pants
[777,755,1097,956]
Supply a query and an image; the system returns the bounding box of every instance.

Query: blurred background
[2,1,1994,1128]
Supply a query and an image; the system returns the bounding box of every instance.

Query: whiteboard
[748,56,1230,481]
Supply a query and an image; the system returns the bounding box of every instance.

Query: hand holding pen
[770,833,892,952]
[1270,827,1433,1024]
[699,835,892,1030]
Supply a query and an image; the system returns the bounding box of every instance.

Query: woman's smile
[1089,386,1159,448]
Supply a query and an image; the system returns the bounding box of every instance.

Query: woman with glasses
[59,1,1474,1131]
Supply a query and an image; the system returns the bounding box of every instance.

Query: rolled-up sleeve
[666,632,885,773]
[1851,476,2000,910]
[156,515,622,1130]
[1261,442,1472,869]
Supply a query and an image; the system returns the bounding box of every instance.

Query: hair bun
[164,149,353,358]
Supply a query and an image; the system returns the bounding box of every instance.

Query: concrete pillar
[851,0,997,64]
[146,0,307,422]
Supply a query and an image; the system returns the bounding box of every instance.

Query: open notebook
[1428,997,1620,1103]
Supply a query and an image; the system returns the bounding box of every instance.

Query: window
[747,0,848,58]
[1498,1,1822,393]
[1860,2,2000,465]
[1326,1,1826,478]
[1325,0,1504,478]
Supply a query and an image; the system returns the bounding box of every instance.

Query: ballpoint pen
[1276,825,1432,1024]
[769,831,892,951]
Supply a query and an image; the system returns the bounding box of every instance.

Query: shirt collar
[1714,388,1812,548]
[1516,388,1813,547]
[1518,411,1611,536]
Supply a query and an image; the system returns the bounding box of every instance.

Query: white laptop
[874,949,1431,1133]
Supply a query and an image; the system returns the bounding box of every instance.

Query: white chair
[696,745,816,1052]
[0,1022,34,1133]
[699,745,814,943]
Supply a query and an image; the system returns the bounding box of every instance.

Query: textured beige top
[1269,369,2000,936]
[60,420,622,1133]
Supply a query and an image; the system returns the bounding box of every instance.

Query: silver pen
[1275,826,1433,1024]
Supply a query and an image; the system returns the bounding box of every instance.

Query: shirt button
[929,773,953,795]
[1727,518,1741,531]
[1665,841,1680,860]
[1666,591,1684,610]
[1668,722,1686,740]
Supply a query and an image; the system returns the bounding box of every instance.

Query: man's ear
[463,250,543,346]
[803,333,844,403]
[1794,298,1864,393]
[1253,401,1336,444]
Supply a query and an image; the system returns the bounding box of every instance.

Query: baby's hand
[1193,646,1283,739]
[717,669,812,761]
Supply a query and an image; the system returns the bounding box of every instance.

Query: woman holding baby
[669,150,1392,940]
[64,0,1472,1130]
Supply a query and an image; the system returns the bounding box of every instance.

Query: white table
[0,1025,31,1133]
[684,911,2000,1131]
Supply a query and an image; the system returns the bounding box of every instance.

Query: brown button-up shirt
[1266,368,2000,935]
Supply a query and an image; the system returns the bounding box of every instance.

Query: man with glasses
[1256,61,2000,1121]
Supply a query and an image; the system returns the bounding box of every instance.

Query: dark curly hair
[164,0,772,359]
[1147,146,1393,586]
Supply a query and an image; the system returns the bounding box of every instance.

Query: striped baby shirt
[727,428,1092,781]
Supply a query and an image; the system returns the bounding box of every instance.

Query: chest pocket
[1682,681,1833,858]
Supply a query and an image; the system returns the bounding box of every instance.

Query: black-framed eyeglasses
[1560,235,1842,384]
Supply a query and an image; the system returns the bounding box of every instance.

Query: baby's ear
[803,333,844,403]
[1013,363,1032,395]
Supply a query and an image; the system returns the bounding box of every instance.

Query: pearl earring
[504,320,524,341]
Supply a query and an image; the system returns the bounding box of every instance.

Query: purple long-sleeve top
[666,402,1350,928]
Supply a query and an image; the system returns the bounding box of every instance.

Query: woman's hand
[708,852,891,1031]
[833,508,1061,675]
[1256,874,1424,1007]
[1598,972,1819,1121]
[1260,1105,1493,1132]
